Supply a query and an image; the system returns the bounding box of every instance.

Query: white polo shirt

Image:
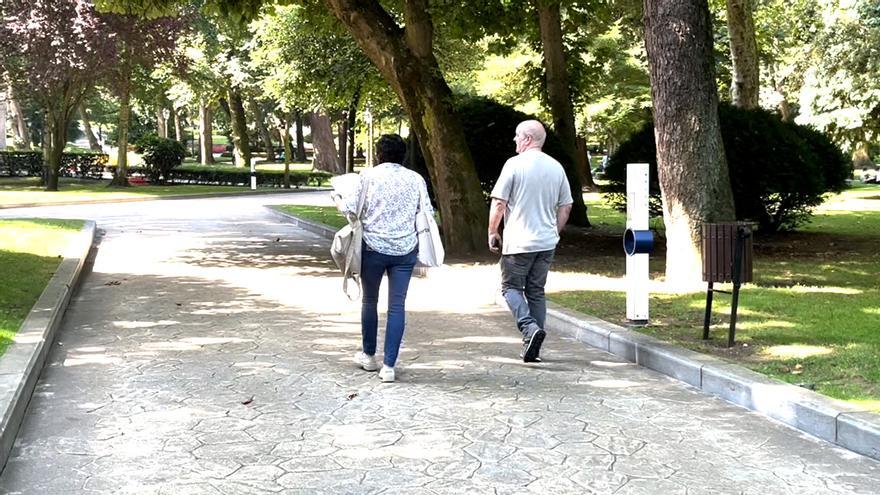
[490,149,573,255]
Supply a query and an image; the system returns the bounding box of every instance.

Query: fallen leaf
[346,393,358,400]
[241,396,254,406]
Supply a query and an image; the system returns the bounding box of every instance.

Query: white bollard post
[626,163,650,324]
[250,160,256,190]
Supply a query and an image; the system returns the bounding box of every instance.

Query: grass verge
[0,219,84,356]
[0,177,273,207]
[277,205,348,229]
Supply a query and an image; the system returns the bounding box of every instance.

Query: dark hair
[375,134,407,164]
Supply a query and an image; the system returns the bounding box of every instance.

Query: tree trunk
[309,112,343,174]
[79,104,102,152]
[323,0,488,254]
[44,110,68,191]
[337,119,348,172]
[8,87,30,150]
[535,0,595,226]
[644,0,737,289]
[853,141,873,168]
[249,98,276,161]
[174,110,183,142]
[199,98,214,165]
[227,87,251,168]
[156,107,167,138]
[280,120,292,188]
[347,90,359,173]
[294,110,307,162]
[110,84,132,187]
[0,100,6,149]
[726,0,760,108]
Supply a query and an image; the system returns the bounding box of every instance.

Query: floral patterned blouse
[342,162,433,256]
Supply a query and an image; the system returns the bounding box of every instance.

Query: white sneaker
[354,352,379,371]
[379,366,395,383]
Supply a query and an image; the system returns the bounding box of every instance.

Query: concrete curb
[538,299,880,461]
[0,187,330,210]
[265,205,337,240]
[0,220,96,471]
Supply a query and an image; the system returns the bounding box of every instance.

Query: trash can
[701,222,753,284]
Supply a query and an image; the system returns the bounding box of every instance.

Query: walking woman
[341,134,432,382]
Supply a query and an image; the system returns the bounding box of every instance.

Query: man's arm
[488,197,507,253]
[556,204,572,234]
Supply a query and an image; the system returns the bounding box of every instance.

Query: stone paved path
[0,193,878,494]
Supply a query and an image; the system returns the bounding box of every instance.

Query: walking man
[488,120,573,362]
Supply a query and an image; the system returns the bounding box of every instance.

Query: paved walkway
[0,193,878,494]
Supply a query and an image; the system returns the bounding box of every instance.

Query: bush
[603,103,850,232]
[134,135,186,184]
[405,95,575,202]
[0,151,108,179]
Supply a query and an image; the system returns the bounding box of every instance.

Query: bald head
[514,120,546,153]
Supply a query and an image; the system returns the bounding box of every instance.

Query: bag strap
[342,175,369,300]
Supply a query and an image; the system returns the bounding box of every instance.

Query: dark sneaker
[522,329,545,363]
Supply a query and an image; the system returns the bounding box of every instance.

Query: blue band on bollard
[623,228,654,256]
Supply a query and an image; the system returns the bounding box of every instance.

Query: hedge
[110,165,331,188]
[0,151,108,179]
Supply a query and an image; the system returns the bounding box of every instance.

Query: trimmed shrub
[405,95,575,202]
[134,135,186,184]
[603,103,850,232]
[0,151,107,179]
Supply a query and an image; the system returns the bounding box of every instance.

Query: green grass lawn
[278,205,349,229]
[0,219,84,356]
[552,184,880,411]
[0,177,263,207]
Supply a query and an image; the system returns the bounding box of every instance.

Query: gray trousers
[500,249,554,341]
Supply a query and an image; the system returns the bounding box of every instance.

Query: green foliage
[407,95,573,201]
[134,135,186,183]
[0,152,109,179]
[603,103,851,232]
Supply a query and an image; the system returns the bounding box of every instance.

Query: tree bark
[323,0,488,254]
[199,98,214,165]
[853,141,873,168]
[535,0,595,224]
[347,90,360,173]
[227,87,251,168]
[156,106,167,138]
[8,87,30,149]
[174,109,183,142]
[110,82,132,187]
[644,0,737,288]
[337,119,348,172]
[44,108,70,191]
[249,98,276,161]
[309,112,343,174]
[294,110,307,162]
[79,104,102,152]
[726,0,760,108]
[0,100,7,150]
[279,119,292,188]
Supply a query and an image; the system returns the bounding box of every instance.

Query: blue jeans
[361,243,417,367]
[500,250,555,340]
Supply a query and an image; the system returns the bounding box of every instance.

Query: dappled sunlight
[581,379,644,389]
[141,336,251,352]
[862,307,880,315]
[590,360,631,368]
[408,359,472,370]
[113,320,180,329]
[740,320,798,330]
[784,286,862,295]
[64,353,124,367]
[440,336,521,344]
[761,344,833,360]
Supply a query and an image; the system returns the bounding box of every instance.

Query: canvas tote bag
[330,177,368,299]
[415,186,444,267]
